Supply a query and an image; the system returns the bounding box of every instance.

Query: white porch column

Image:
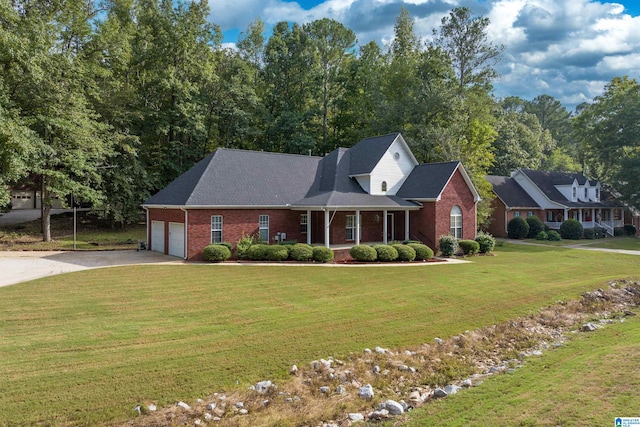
[355,210,361,245]
[405,210,410,241]
[383,209,388,244]
[307,209,312,245]
[564,209,568,221]
[622,209,625,224]
[578,209,582,222]
[324,209,330,248]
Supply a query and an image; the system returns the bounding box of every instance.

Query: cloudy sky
[208,0,640,111]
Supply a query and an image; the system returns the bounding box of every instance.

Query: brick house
[143,133,480,260]
[487,169,632,237]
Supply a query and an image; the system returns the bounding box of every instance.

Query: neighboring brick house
[487,169,631,237]
[143,133,480,260]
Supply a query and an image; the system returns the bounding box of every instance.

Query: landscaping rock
[581,323,597,332]
[444,385,461,395]
[348,413,365,422]
[368,409,390,420]
[177,401,191,410]
[147,404,157,412]
[206,403,216,410]
[319,386,330,394]
[434,337,443,345]
[461,379,472,388]
[256,380,272,394]
[375,346,386,354]
[433,388,447,398]
[358,384,374,400]
[290,365,298,375]
[384,399,404,415]
[373,365,381,374]
[335,385,346,394]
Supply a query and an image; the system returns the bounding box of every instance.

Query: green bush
[560,219,583,240]
[526,216,545,238]
[614,227,625,236]
[547,230,561,241]
[236,233,258,259]
[536,231,548,241]
[203,244,231,262]
[475,231,495,254]
[458,240,480,256]
[583,228,595,239]
[350,245,377,262]
[624,224,637,236]
[593,227,606,239]
[438,235,459,257]
[289,243,313,261]
[246,244,269,260]
[266,245,289,261]
[408,243,434,260]
[507,216,529,239]
[312,246,333,263]
[402,240,422,245]
[374,245,398,262]
[392,244,416,262]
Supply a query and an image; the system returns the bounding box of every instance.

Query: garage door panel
[151,221,164,253]
[168,222,185,258]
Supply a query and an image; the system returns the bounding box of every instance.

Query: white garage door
[151,221,165,253]
[168,222,185,258]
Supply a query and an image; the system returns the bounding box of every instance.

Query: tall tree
[575,76,640,208]
[433,7,503,92]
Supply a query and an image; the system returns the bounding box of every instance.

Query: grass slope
[405,315,640,426]
[0,243,638,425]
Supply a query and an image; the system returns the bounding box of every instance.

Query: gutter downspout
[144,207,149,251]
[180,207,188,260]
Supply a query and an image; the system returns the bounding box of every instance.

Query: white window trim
[259,215,269,242]
[211,215,223,243]
[300,213,308,234]
[346,214,362,241]
[450,206,462,239]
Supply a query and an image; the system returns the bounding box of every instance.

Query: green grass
[579,237,640,251]
[404,315,640,426]
[0,243,639,425]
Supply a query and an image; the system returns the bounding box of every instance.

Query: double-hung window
[450,206,463,239]
[346,215,361,241]
[259,215,269,242]
[211,215,223,243]
[300,214,308,234]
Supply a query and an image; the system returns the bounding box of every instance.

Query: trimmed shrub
[560,219,583,240]
[218,242,233,251]
[312,246,333,263]
[475,231,496,254]
[246,244,269,260]
[583,228,595,239]
[402,240,422,245]
[593,227,606,239]
[547,230,561,241]
[392,244,416,262]
[266,245,289,261]
[408,243,434,260]
[374,244,398,262]
[438,235,459,257]
[507,216,529,239]
[289,243,313,261]
[614,227,625,236]
[526,216,545,238]
[350,245,377,262]
[236,234,258,259]
[624,224,637,237]
[458,240,480,256]
[536,231,548,241]
[203,244,231,262]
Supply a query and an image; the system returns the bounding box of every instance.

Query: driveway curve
[0,250,183,288]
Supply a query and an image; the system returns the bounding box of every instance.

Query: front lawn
[0,243,638,425]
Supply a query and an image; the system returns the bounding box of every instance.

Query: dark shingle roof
[292,146,419,208]
[395,161,460,199]
[144,148,321,207]
[519,169,616,207]
[348,133,400,176]
[486,175,539,208]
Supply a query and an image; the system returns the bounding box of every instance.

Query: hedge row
[203,242,333,263]
[349,243,434,262]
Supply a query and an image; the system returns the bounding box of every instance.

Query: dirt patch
[124,279,640,427]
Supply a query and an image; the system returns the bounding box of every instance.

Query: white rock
[335,385,346,394]
[133,406,141,414]
[445,385,461,395]
[148,404,157,412]
[256,380,272,394]
[375,346,386,354]
[177,401,191,410]
[239,408,248,415]
[235,402,244,408]
[461,379,472,388]
[206,403,216,410]
[384,399,404,415]
[197,398,204,403]
[319,386,330,394]
[364,348,372,354]
[290,365,298,375]
[373,365,381,374]
[204,413,213,421]
[434,337,443,344]
[433,388,447,398]
[358,384,375,399]
[349,413,365,422]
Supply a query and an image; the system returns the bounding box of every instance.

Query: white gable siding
[513,172,565,209]
[369,139,416,195]
[555,179,577,201]
[354,175,371,193]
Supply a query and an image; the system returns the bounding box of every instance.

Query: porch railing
[545,220,622,236]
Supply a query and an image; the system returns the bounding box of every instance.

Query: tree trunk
[41,177,51,242]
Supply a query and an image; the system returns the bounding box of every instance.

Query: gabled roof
[517,169,610,207]
[486,175,539,208]
[292,146,420,209]
[396,161,480,202]
[143,148,321,207]
[348,133,417,176]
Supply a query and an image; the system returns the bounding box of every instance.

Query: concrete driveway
[0,250,183,288]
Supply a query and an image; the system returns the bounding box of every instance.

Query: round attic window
[393,152,400,161]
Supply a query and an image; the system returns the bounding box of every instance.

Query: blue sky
[209,0,640,110]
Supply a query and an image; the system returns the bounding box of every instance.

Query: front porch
[544,206,625,236]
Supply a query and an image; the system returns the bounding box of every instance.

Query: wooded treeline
[1,0,638,239]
